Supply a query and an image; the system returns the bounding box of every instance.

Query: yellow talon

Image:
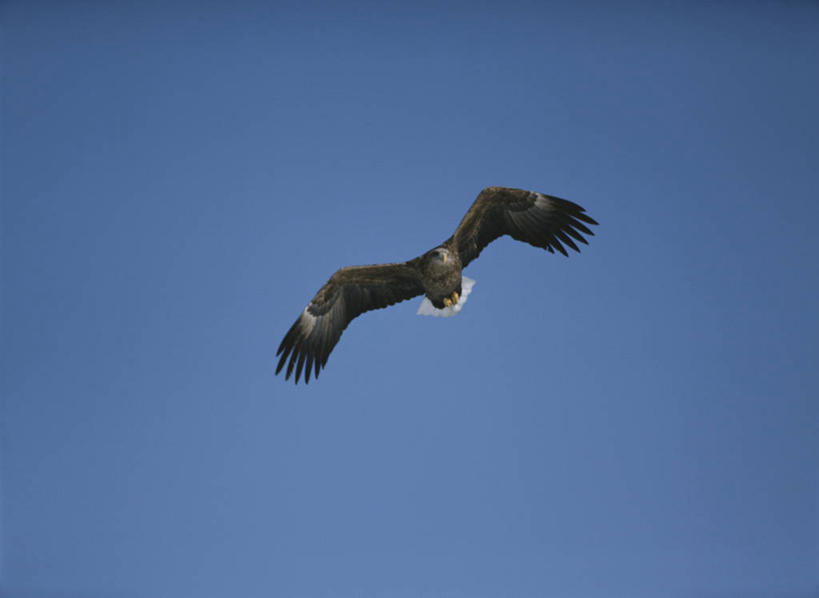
[443,297,453,307]
[452,291,460,303]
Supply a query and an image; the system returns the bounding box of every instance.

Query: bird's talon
[452,292,460,303]
[443,297,453,307]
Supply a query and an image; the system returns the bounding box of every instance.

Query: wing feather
[276,261,424,384]
[448,186,598,267]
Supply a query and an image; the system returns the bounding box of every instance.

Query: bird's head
[432,247,451,265]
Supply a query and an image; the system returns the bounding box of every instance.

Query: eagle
[276,186,598,383]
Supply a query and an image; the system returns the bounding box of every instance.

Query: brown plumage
[276,186,598,383]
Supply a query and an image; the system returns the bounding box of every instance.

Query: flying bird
[276,186,598,383]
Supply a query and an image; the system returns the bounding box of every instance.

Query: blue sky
[2,1,818,597]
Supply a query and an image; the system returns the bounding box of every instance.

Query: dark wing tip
[535,194,598,255]
[274,314,313,384]
[574,211,598,227]
[276,303,337,385]
[275,352,287,375]
[552,237,569,256]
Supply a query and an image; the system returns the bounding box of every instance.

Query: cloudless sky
[2,2,818,597]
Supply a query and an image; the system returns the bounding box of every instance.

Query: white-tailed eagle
[276,186,597,383]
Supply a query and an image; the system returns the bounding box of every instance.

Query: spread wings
[276,262,424,383]
[448,186,598,267]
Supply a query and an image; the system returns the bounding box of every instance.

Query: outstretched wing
[449,186,598,267]
[276,262,424,384]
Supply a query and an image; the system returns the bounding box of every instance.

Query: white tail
[416,276,476,317]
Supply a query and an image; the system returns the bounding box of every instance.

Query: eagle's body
[276,186,598,383]
[419,247,462,309]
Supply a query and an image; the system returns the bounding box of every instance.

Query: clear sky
[2,2,818,597]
